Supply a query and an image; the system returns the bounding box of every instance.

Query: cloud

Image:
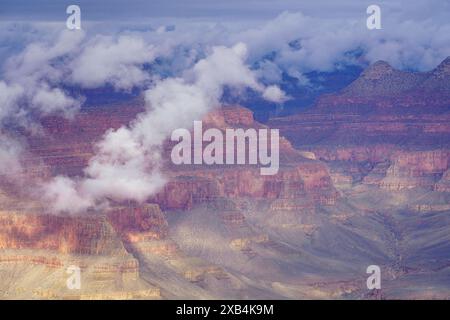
[42,42,286,213]
[81,126,167,203]
[0,135,23,177]
[2,30,157,125]
[31,85,82,118]
[262,85,290,103]
[2,30,86,125]
[70,35,157,90]
[3,9,450,87]
[5,30,85,85]
[41,176,95,213]
[0,30,159,206]
[0,81,24,123]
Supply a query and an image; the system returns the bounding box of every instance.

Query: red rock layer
[0,212,123,255]
[107,204,169,242]
[155,106,338,209]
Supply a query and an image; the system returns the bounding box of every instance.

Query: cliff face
[269,58,450,192]
[0,203,170,257]
[0,206,164,299]
[318,57,450,112]
[341,60,429,97]
[435,169,450,192]
[155,164,337,210]
[154,106,338,210]
[379,150,450,190]
[0,212,124,255]
[27,103,143,177]
[107,204,169,242]
[270,112,450,151]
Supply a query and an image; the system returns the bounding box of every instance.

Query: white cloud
[0,81,24,123]
[0,135,23,177]
[70,35,156,90]
[262,85,289,103]
[2,31,157,126]
[42,42,287,213]
[31,85,81,118]
[2,30,85,124]
[41,176,95,214]
[5,30,85,85]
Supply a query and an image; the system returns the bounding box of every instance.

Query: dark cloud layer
[1,0,449,22]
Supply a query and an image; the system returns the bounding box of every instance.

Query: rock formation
[1,58,450,299]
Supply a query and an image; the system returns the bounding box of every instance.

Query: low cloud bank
[41,43,285,213]
[0,10,449,213]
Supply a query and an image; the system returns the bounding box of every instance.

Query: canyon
[0,57,450,299]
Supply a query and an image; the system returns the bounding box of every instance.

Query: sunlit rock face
[0,208,160,299]
[107,204,169,242]
[151,105,338,211]
[0,213,123,255]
